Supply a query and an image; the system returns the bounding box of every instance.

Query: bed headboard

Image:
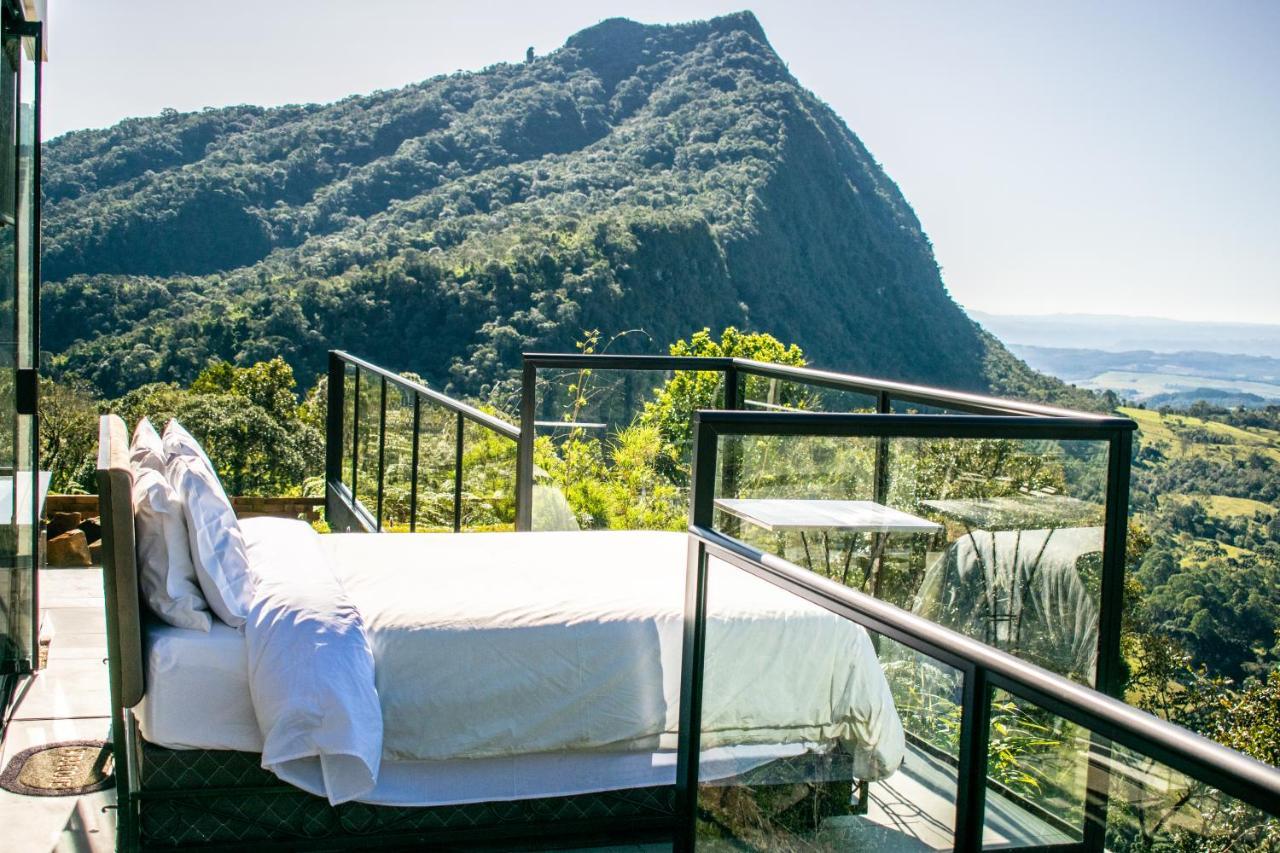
[96,414,145,709]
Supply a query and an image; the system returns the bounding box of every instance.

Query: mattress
[135,617,819,806]
[136,619,261,753]
[135,519,900,806]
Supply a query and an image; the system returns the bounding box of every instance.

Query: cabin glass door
[0,14,40,723]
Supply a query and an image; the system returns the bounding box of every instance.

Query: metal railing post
[350,368,361,504]
[873,390,891,505]
[516,358,536,531]
[674,538,710,852]
[675,415,721,848]
[1095,427,1133,699]
[954,667,991,852]
[408,395,420,532]
[1084,427,1133,850]
[375,378,387,531]
[721,365,741,535]
[453,412,464,533]
[324,351,345,524]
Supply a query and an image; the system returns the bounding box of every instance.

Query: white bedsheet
[136,620,261,753]
[154,520,903,806]
[135,613,818,806]
[321,529,902,779]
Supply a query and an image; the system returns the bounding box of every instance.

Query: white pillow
[163,420,254,628]
[129,419,212,632]
[130,417,166,474]
[162,419,220,489]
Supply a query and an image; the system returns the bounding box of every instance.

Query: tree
[38,377,101,493]
[637,326,806,454]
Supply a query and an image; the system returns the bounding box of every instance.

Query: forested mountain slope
[42,12,1077,404]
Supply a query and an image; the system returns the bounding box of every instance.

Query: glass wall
[714,431,1112,686]
[696,556,966,849]
[688,544,1280,850]
[1,9,42,729]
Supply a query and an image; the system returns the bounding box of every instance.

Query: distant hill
[43,12,1078,407]
[970,311,1280,359]
[1007,345,1280,406]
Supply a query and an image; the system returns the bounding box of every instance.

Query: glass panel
[532,366,698,531]
[341,363,356,494]
[353,368,381,512]
[459,421,515,531]
[0,32,29,676]
[412,402,457,532]
[713,432,1111,684]
[377,385,415,529]
[737,371,877,415]
[696,556,962,849]
[980,688,1087,847]
[1100,739,1279,852]
[893,437,1109,684]
[980,688,1280,850]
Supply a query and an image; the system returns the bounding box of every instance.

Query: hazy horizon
[41,1,1280,327]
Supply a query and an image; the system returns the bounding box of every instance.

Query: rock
[77,517,102,544]
[88,540,103,565]
[47,530,92,567]
[47,511,83,539]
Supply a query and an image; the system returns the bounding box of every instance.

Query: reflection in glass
[711,432,1110,685]
[696,557,917,848]
[1101,739,1279,851]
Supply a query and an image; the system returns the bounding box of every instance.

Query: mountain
[970,311,1280,360]
[1006,345,1280,404]
[43,12,1076,406]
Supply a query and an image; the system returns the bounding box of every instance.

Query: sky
[40,1,1280,325]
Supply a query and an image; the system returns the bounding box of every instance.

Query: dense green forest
[41,12,1082,409]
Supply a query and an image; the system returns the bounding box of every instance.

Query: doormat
[0,740,114,796]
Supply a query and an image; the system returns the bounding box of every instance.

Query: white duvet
[242,521,904,805]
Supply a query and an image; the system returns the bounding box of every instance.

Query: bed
[96,414,904,849]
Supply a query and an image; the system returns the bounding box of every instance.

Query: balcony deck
[1,566,1076,851]
[0,567,114,852]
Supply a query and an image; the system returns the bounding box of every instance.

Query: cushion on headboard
[96,414,146,709]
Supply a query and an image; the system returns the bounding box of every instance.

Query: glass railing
[515,354,1099,535]
[515,355,1130,692]
[676,410,1280,852]
[325,351,519,532]
[330,351,1132,691]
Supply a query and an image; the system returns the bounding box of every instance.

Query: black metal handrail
[521,352,1108,418]
[673,409,1274,852]
[335,350,520,440]
[515,351,1123,548]
[676,526,1280,851]
[325,350,519,532]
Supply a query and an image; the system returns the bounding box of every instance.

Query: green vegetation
[40,324,1279,847]
[1125,405,1280,688]
[42,13,1067,408]
[41,357,323,497]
